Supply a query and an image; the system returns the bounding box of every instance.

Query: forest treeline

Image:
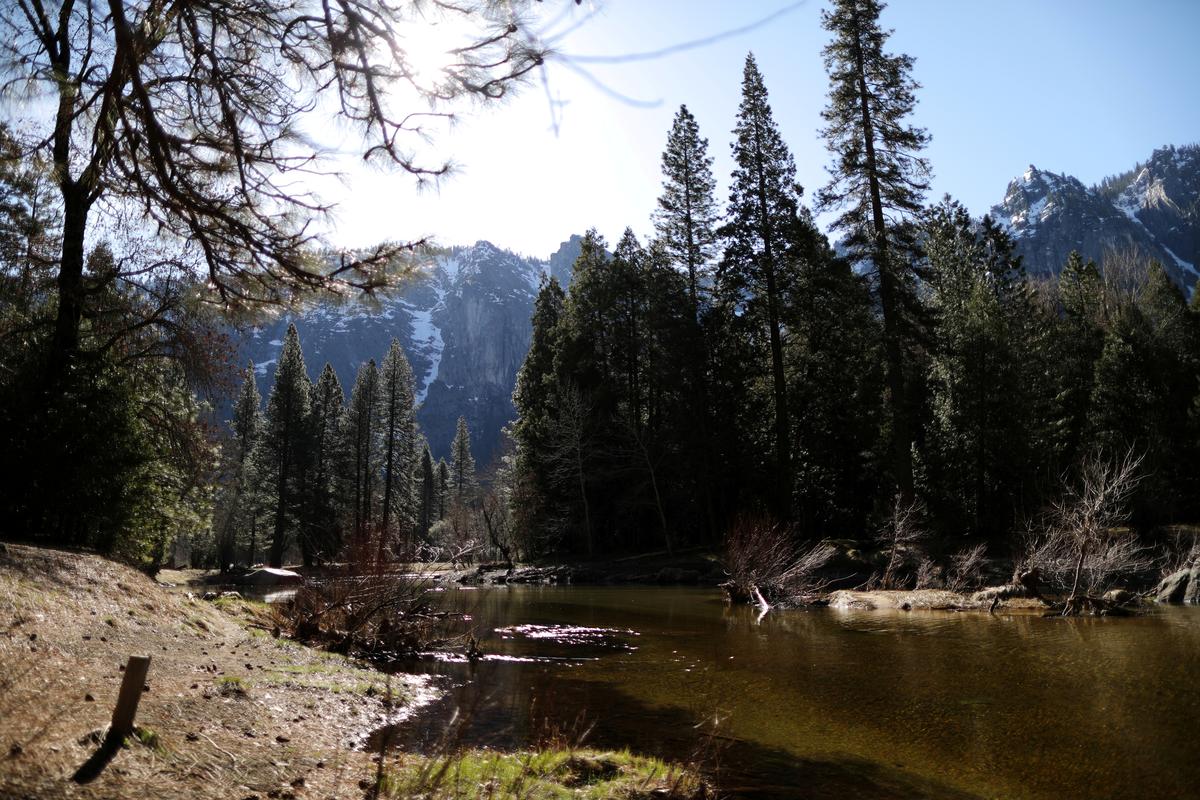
[1,1,1197,571]
[213,330,486,569]
[506,5,1200,559]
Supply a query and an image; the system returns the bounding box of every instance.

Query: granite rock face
[989,144,1199,291]
[238,236,583,465]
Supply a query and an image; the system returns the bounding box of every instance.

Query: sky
[319,0,1200,260]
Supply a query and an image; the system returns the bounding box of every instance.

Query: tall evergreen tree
[817,0,932,504]
[0,123,59,308]
[612,229,649,426]
[512,274,568,548]
[342,359,380,548]
[720,53,802,514]
[1051,252,1108,468]
[215,364,263,570]
[654,104,719,318]
[450,416,477,504]
[436,459,450,521]
[377,339,417,561]
[1089,263,1200,520]
[418,443,436,539]
[303,363,344,563]
[922,203,1047,535]
[257,323,310,567]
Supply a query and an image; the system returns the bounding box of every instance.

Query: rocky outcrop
[1154,566,1200,604]
[990,144,1199,291]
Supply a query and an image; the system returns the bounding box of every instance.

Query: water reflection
[384,585,1200,800]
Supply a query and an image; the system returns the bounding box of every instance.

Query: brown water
[380,585,1200,799]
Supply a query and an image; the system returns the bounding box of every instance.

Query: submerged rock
[1102,588,1137,606]
[827,589,968,611]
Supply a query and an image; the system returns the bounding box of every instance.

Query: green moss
[374,748,704,799]
[215,676,248,697]
[130,726,168,757]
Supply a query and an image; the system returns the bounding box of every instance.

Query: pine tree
[303,363,344,563]
[720,52,802,514]
[418,443,436,539]
[215,363,263,570]
[1052,252,1107,468]
[817,0,932,504]
[1089,263,1200,520]
[0,123,59,308]
[377,339,417,561]
[342,359,380,548]
[652,107,722,539]
[922,202,1045,535]
[450,416,477,504]
[257,323,311,567]
[612,229,649,426]
[654,104,719,319]
[436,459,450,521]
[783,222,884,538]
[512,274,568,547]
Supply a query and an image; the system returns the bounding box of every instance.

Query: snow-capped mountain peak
[990,143,1199,289]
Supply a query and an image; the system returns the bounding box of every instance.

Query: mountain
[990,144,1199,290]
[239,236,584,466]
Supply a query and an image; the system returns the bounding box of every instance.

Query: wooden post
[110,655,151,738]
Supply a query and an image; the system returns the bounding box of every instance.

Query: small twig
[199,732,239,764]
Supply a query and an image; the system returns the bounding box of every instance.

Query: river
[375,585,1200,799]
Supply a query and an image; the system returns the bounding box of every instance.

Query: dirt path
[0,544,433,800]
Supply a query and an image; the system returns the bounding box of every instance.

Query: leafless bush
[946,544,988,592]
[1019,449,1153,612]
[1159,528,1200,577]
[723,515,835,605]
[428,505,484,567]
[914,558,943,589]
[285,572,452,658]
[874,495,930,589]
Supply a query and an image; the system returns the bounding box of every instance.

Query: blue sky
[326,0,1200,258]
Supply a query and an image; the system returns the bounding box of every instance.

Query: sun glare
[403,14,481,91]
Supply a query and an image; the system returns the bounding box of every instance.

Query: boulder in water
[1154,569,1192,604]
[1183,566,1200,605]
[238,567,303,587]
[1102,588,1136,606]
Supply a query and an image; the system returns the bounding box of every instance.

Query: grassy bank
[0,544,704,799]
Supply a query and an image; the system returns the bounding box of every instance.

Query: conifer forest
[2,2,1199,799]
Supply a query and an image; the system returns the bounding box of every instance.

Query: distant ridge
[238,235,585,465]
[989,144,1199,290]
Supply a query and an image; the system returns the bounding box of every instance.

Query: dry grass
[0,543,433,800]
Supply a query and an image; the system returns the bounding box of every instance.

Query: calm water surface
[383,585,1200,799]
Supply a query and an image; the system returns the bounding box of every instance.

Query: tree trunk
[269,465,287,568]
[51,185,89,373]
[379,409,396,566]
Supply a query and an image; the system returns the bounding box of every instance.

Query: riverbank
[0,544,705,799]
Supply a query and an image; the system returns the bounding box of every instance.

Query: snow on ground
[1163,246,1199,279]
[407,292,446,403]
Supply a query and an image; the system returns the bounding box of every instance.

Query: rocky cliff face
[990,144,1199,290]
[239,237,583,465]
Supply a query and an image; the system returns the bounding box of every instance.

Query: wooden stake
[110,655,151,738]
